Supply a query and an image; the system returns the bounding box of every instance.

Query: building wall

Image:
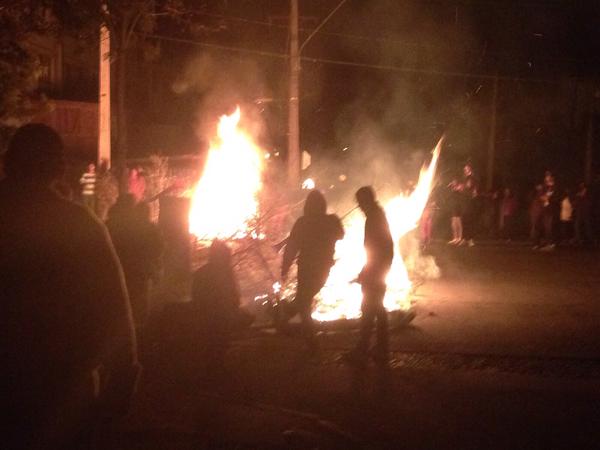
[33,100,97,161]
[23,33,98,160]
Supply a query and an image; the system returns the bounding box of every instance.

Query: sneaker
[447,239,458,245]
[540,243,555,252]
[467,239,475,247]
[457,239,466,246]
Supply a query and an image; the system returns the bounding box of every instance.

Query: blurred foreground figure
[106,196,163,330]
[0,124,140,450]
[192,240,253,374]
[280,190,344,352]
[345,186,394,367]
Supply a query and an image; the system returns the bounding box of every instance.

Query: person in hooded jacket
[281,190,344,352]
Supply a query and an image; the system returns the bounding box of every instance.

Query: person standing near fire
[79,162,97,213]
[280,190,344,353]
[344,186,394,366]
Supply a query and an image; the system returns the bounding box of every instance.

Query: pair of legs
[559,220,573,243]
[536,210,555,247]
[450,216,463,242]
[353,283,389,360]
[462,207,476,243]
[531,210,554,247]
[82,194,95,214]
[291,267,329,351]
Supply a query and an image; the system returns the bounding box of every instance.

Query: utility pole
[584,109,594,185]
[287,0,348,187]
[486,75,499,190]
[287,0,300,187]
[98,18,111,167]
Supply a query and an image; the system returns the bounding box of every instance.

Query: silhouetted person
[0,124,139,450]
[447,180,464,245]
[192,240,252,373]
[529,184,544,243]
[79,162,96,213]
[106,195,163,330]
[281,190,344,352]
[538,174,558,251]
[574,182,594,247]
[345,186,394,367]
[461,177,478,247]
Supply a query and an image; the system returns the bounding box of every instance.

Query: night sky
[128,0,600,188]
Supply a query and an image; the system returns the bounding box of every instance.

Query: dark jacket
[192,260,241,327]
[282,214,344,278]
[360,202,394,287]
[0,181,139,447]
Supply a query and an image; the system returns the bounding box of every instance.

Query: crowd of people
[1,123,399,449]
[2,122,597,448]
[422,164,599,251]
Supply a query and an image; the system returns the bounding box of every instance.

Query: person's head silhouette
[3,123,64,185]
[303,189,327,216]
[355,186,377,212]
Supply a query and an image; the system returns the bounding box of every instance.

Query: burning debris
[189,107,264,240]
[279,138,443,323]
[185,107,441,325]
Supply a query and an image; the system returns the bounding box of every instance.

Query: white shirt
[560,197,572,222]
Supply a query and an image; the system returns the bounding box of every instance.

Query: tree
[0,3,53,148]
[55,1,201,187]
[1,1,224,184]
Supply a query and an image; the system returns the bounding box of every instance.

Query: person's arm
[281,220,301,279]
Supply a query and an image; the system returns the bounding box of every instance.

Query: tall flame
[312,137,443,321]
[189,107,263,239]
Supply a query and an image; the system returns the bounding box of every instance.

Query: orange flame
[312,137,443,321]
[189,107,263,239]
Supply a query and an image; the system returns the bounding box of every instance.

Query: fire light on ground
[309,138,443,322]
[189,107,264,239]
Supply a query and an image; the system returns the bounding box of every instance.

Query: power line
[144,33,288,60]
[186,8,585,64]
[143,32,574,83]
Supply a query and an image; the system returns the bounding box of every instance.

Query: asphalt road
[111,243,600,449]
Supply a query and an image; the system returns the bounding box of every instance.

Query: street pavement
[110,242,600,449]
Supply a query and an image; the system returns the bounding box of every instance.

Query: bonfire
[188,107,442,323]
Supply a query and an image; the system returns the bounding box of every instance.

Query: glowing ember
[309,138,443,321]
[189,107,264,239]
